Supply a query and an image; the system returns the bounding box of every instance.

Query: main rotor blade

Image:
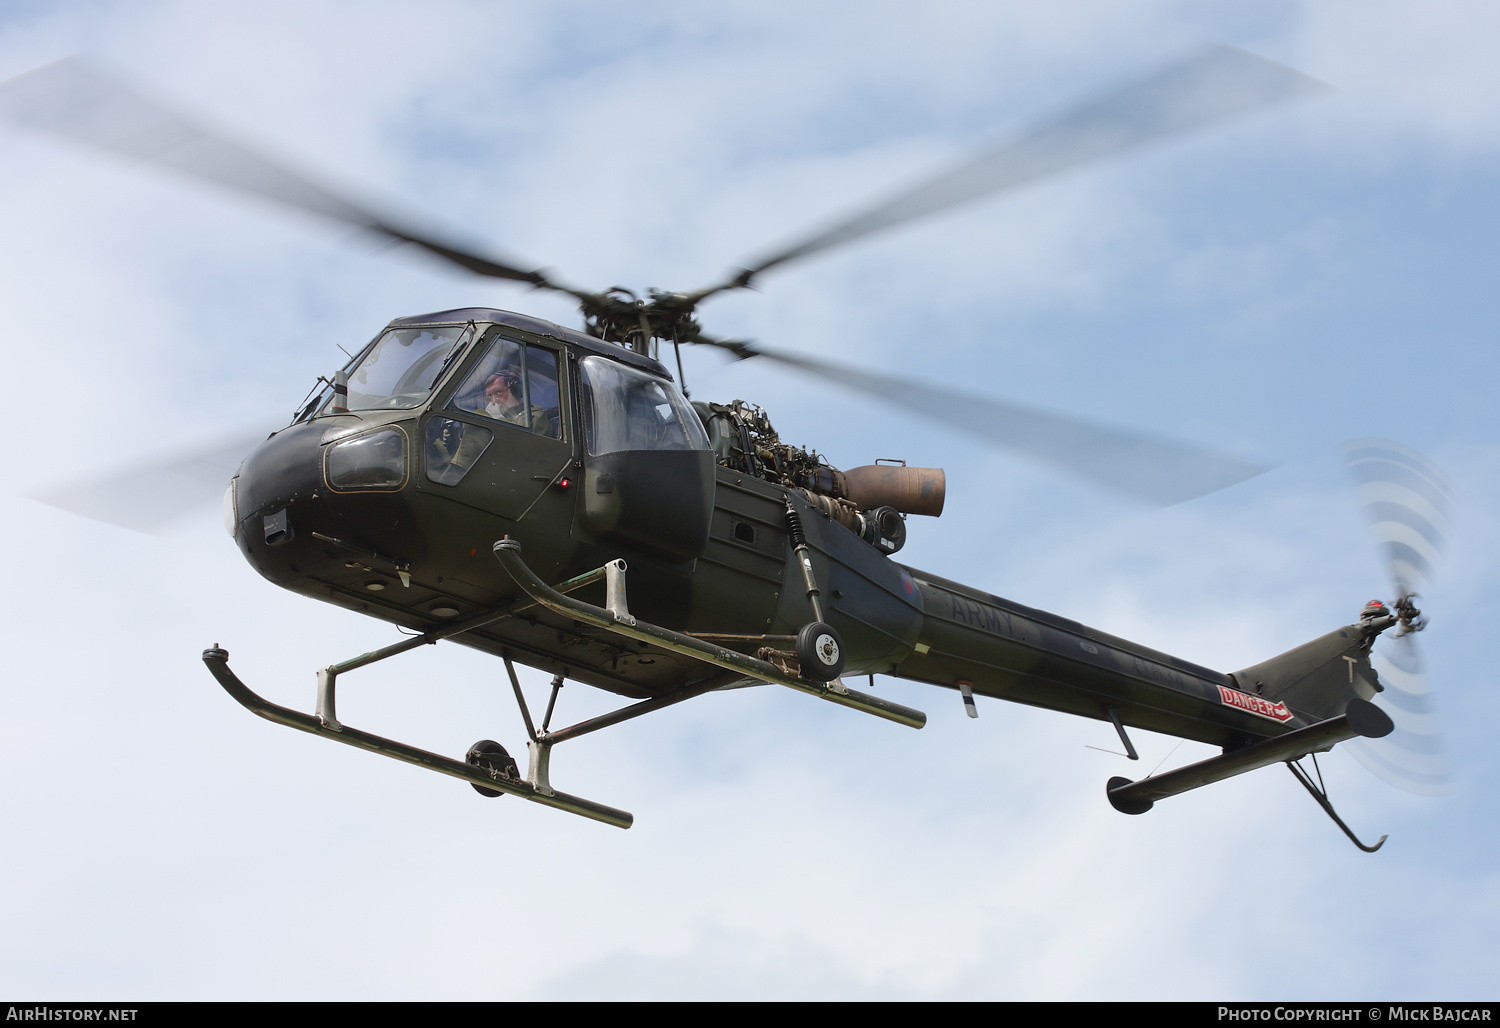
[27,427,267,534]
[724,46,1327,289]
[722,342,1269,506]
[0,57,572,293]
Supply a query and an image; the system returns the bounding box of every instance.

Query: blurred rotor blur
[1342,439,1456,796]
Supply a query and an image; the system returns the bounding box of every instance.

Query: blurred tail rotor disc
[1342,438,1456,796]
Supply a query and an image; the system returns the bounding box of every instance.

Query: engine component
[695,399,938,555]
[843,463,945,517]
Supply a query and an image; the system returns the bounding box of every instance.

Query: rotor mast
[573,285,733,358]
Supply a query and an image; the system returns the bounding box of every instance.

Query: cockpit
[248,310,717,565]
[234,309,713,598]
[295,313,706,458]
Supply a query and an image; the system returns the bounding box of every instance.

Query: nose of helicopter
[228,417,423,590]
[227,420,327,563]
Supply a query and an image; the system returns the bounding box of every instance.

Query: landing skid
[203,540,926,829]
[203,646,634,828]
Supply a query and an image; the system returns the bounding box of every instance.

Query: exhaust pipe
[843,464,945,517]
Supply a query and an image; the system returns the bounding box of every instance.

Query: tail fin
[1230,615,1387,725]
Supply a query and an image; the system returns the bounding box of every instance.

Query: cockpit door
[417,333,572,523]
[577,356,714,564]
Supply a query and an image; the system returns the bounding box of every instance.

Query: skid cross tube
[311,569,613,730]
[543,670,746,744]
[1106,698,1394,815]
[492,539,927,729]
[202,647,633,828]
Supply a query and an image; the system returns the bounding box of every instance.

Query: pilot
[478,365,550,434]
[483,369,527,424]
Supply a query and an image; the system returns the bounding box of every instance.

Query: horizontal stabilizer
[1106,697,1393,814]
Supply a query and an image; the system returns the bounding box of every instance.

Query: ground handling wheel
[795,622,846,682]
[466,740,520,798]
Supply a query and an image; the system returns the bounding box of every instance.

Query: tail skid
[1287,755,1387,853]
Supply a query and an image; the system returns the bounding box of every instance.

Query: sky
[0,0,1497,1002]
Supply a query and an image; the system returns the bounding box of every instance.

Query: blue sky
[0,1,1496,1000]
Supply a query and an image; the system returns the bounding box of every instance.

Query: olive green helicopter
[2,47,1449,847]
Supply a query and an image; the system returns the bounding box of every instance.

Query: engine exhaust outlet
[842,465,946,517]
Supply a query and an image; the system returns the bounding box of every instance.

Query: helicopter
[0,46,1438,847]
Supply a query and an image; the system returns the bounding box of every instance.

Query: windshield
[291,323,476,424]
[342,324,472,412]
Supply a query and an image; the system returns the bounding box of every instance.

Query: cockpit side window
[579,356,709,456]
[448,333,562,440]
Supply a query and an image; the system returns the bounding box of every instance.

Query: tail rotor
[1341,439,1456,796]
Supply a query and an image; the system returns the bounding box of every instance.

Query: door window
[579,356,708,455]
[449,334,562,440]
